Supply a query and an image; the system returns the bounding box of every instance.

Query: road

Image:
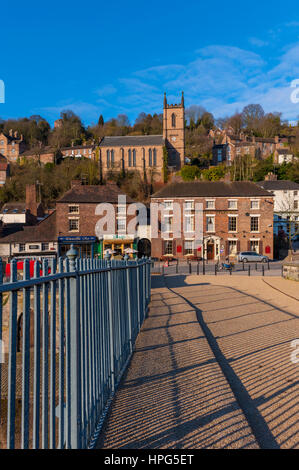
[96,274,299,449]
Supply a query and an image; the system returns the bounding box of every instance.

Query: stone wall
[282,262,299,281]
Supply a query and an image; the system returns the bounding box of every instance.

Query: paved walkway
[96,275,299,449]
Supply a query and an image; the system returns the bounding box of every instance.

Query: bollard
[255,263,257,271]
[189,262,191,274]
[176,259,178,274]
[242,261,245,271]
[162,264,164,276]
[248,264,251,276]
[262,264,264,276]
[268,260,270,270]
[215,264,217,276]
[197,261,199,275]
[203,263,205,275]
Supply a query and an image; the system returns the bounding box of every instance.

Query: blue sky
[0,0,299,126]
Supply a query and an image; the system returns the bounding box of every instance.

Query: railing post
[66,245,81,449]
[136,259,141,331]
[124,255,133,354]
[106,253,115,394]
[148,257,151,305]
[142,256,146,320]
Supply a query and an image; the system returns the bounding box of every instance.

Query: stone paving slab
[96,274,298,449]
[164,275,299,449]
[97,276,260,449]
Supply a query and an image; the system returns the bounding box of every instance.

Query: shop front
[58,236,98,258]
[98,236,137,259]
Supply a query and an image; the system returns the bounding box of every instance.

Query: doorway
[207,242,214,260]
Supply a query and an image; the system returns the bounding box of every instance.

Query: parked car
[237,251,268,263]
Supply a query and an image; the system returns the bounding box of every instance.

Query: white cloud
[41,101,101,121]
[96,84,117,97]
[249,37,269,48]
[40,42,299,123]
[113,43,299,120]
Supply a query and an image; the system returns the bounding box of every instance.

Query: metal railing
[0,249,151,449]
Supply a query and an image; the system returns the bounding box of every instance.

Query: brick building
[0,181,144,260]
[0,211,57,261]
[211,131,295,166]
[151,181,274,261]
[0,154,9,185]
[20,146,59,165]
[0,130,26,162]
[0,184,44,225]
[56,180,138,257]
[61,143,96,160]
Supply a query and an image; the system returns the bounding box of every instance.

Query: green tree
[181,165,201,181]
[201,166,225,181]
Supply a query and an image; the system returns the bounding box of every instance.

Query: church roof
[100,135,164,147]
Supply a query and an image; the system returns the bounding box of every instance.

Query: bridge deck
[96,275,299,449]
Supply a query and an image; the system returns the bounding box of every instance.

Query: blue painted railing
[0,252,151,449]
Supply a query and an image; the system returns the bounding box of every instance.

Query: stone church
[99,92,185,181]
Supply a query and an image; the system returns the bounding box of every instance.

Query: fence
[0,249,151,449]
[153,259,283,277]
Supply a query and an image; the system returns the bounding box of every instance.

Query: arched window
[153,148,157,166]
[121,148,124,169]
[106,149,110,168]
[128,149,132,167]
[171,113,176,128]
[149,148,152,167]
[111,149,114,167]
[132,149,136,167]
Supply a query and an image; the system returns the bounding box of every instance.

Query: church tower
[163,92,185,170]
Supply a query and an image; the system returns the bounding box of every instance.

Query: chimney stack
[26,184,38,217]
[264,172,277,181]
[71,180,82,188]
[9,129,13,137]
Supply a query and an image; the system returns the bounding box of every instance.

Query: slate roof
[61,145,94,151]
[1,202,26,214]
[57,183,134,204]
[100,135,164,147]
[276,148,293,155]
[21,146,56,156]
[256,180,299,191]
[0,211,57,243]
[151,181,272,198]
